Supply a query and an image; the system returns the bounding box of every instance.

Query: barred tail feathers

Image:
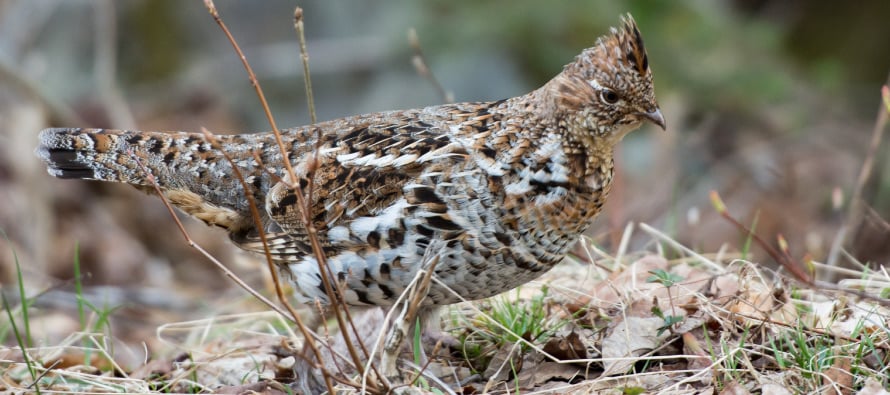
[36,128,257,230]
[38,128,202,185]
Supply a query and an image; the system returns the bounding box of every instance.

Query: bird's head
[541,14,665,147]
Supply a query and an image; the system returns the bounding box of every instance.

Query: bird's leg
[381,248,444,379]
[418,306,460,360]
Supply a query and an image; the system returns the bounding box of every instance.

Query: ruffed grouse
[37,15,664,308]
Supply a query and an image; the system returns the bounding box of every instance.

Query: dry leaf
[682,331,713,371]
[585,255,669,307]
[542,330,588,360]
[762,383,793,395]
[719,381,751,395]
[483,342,521,383]
[513,361,584,387]
[855,378,890,395]
[601,316,666,375]
[822,352,853,395]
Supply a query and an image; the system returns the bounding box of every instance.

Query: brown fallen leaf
[542,330,588,360]
[482,342,521,383]
[601,316,666,376]
[129,358,174,381]
[682,330,713,371]
[513,361,584,388]
[720,381,751,395]
[822,351,853,395]
[855,378,890,395]
[215,381,292,394]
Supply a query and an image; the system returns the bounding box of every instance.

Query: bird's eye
[600,89,620,104]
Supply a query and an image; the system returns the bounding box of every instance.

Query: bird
[36,14,664,311]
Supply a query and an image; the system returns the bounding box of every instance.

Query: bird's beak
[638,108,666,131]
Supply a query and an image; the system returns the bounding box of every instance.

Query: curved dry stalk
[709,191,890,308]
[92,0,137,130]
[195,131,358,386]
[202,0,297,188]
[126,149,285,318]
[290,5,384,388]
[408,28,453,104]
[840,78,890,257]
[294,7,317,125]
[201,2,384,392]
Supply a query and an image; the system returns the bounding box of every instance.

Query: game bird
[37,14,664,314]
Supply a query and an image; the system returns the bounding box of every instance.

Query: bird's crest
[598,14,650,75]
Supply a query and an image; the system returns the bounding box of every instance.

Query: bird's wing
[234,116,474,260]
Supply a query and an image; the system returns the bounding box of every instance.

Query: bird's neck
[562,129,615,192]
[508,88,616,189]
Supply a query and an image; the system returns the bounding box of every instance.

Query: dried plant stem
[409,28,453,103]
[709,191,890,308]
[293,6,385,388]
[196,132,307,321]
[638,223,721,272]
[294,8,317,125]
[202,0,297,187]
[709,191,811,284]
[202,2,382,392]
[190,133,369,390]
[93,0,136,130]
[127,149,286,318]
[836,78,890,263]
[370,252,440,388]
[289,6,380,387]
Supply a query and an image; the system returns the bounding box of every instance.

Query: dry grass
[4,221,889,393]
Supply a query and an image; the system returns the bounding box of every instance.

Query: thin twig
[838,77,890,260]
[195,130,342,385]
[709,191,811,283]
[203,0,297,188]
[93,0,136,129]
[195,130,302,322]
[27,360,61,390]
[130,141,361,389]
[409,28,453,103]
[132,140,348,391]
[290,6,380,388]
[203,2,380,391]
[709,190,890,308]
[294,8,317,125]
[126,149,287,318]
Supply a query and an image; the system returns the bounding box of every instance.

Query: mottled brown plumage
[37,15,664,307]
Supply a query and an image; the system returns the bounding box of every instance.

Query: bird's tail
[36,128,276,227]
[37,128,215,186]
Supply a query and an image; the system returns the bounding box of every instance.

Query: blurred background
[1,0,888,358]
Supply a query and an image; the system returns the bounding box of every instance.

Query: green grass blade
[2,292,41,394]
